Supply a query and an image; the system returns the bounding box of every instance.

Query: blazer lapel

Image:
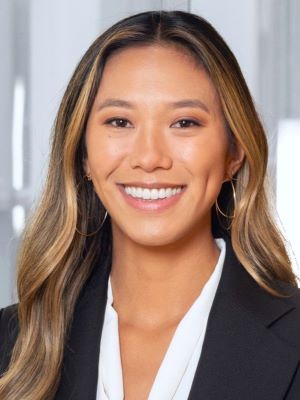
[54,238,112,400]
[188,235,300,400]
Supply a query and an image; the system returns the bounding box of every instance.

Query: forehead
[97,44,219,108]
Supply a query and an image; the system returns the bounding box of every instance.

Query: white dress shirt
[96,238,226,400]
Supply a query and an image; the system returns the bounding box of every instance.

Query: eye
[172,119,200,128]
[104,118,132,128]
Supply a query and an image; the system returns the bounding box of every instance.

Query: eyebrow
[96,98,210,114]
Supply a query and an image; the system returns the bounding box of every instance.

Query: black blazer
[1,234,300,399]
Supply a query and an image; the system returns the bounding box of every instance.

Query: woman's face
[85,44,244,246]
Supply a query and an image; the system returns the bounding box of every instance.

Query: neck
[110,224,220,331]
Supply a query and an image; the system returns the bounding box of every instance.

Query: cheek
[85,130,127,178]
[180,136,228,175]
[180,137,228,203]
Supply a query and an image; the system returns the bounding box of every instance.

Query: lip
[118,182,186,189]
[117,184,187,212]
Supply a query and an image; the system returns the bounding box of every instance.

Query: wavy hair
[0,10,298,399]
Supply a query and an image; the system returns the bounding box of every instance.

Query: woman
[0,9,299,400]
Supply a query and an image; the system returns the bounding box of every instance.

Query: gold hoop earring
[215,178,236,220]
[76,210,108,237]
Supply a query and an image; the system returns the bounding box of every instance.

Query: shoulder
[286,283,300,320]
[0,303,19,335]
[0,303,19,374]
[278,285,300,398]
[269,281,300,350]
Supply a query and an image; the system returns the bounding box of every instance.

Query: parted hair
[0,10,298,400]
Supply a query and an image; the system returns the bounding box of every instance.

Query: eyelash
[174,119,200,128]
[104,118,130,128]
[104,118,201,129]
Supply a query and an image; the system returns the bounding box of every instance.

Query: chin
[122,224,190,248]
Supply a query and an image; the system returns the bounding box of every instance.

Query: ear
[226,143,245,179]
[83,158,91,176]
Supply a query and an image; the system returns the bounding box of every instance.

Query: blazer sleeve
[0,304,19,375]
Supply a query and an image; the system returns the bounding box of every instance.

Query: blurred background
[0,0,299,308]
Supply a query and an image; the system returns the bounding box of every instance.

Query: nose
[129,124,173,172]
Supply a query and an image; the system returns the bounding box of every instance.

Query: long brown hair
[0,10,298,399]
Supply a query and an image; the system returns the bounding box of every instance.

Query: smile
[124,186,184,200]
[117,184,187,212]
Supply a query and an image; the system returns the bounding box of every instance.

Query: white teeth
[124,186,183,200]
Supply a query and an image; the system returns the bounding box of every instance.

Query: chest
[118,322,178,400]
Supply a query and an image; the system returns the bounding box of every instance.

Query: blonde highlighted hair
[0,10,298,399]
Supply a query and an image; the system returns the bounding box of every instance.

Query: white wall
[29,0,104,202]
[0,0,14,308]
[190,0,259,102]
[0,1,13,203]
